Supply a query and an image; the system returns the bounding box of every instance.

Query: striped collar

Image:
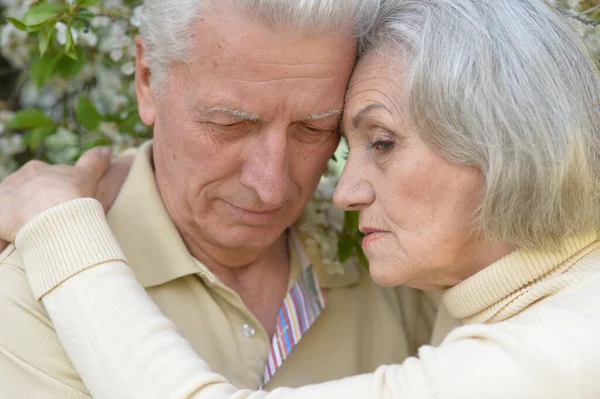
[263,229,328,385]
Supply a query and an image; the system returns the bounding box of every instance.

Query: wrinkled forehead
[342,51,409,128]
[165,6,359,121]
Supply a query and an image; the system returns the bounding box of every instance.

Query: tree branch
[575,4,600,17]
[559,6,600,27]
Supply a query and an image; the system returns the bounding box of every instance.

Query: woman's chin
[367,260,444,290]
[367,261,404,287]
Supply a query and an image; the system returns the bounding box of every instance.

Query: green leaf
[22,2,65,26]
[23,14,56,27]
[343,210,360,233]
[25,125,57,151]
[338,210,369,268]
[76,96,103,131]
[66,47,79,60]
[67,149,84,163]
[56,49,86,77]
[357,249,369,269]
[23,7,60,26]
[77,0,103,7]
[337,237,355,263]
[6,17,27,31]
[25,22,51,32]
[76,9,96,22]
[28,3,65,14]
[7,109,56,130]
[38,26,55,56]
[64,23,75,54]
[30,52,62,88]
[117,111,144,136]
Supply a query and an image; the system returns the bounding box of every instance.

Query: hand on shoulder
[0,147,134,244]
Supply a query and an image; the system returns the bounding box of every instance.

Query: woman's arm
[16,200,573,399]
[43,259,376,399]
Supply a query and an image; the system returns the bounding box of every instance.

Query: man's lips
[223,201,282,226]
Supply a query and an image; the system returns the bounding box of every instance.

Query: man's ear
[135,36,157,126]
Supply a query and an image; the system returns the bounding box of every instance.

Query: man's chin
[211,224,286,249]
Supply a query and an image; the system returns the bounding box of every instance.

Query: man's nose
[240,127,290,206]
[333,152,375,211]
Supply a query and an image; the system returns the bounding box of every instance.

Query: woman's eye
[371,140,394,152]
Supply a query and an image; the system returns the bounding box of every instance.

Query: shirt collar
[107,141,202,287]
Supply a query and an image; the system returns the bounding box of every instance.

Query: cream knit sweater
[16,199,600,399]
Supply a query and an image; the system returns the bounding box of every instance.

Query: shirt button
[242,323,256,338]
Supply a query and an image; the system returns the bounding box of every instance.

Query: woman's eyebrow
[352,103,388,128]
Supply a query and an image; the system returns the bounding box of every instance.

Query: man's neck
[181,230,290,338]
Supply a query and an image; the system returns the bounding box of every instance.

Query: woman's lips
[360,227,389,248]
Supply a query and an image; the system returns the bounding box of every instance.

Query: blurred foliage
[0,0,148,175]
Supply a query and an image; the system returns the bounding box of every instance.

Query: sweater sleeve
[17,200,579,399]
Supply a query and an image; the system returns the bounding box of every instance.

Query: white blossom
[0,157,19,181]
[110,48,124,62]
[298,176,348,276]
[55,22,79,46]
[0,23,30,67]
[39,91,59,109]
[79,29,99,47]
[0,110,15,124]
[134,122,146,133]
[130,6,144,28]
[91,16,111,28]
[19,81,41,108]
[102,0,125,8]
[44,127,80,164]
[0,134,24,156]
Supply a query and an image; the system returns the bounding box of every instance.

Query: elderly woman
[2,0,600,397]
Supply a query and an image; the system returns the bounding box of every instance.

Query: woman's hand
[0,147,134,248]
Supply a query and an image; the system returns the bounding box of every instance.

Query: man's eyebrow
[194,106,261,122]
[302,107,343,121]
[352,103,388,128]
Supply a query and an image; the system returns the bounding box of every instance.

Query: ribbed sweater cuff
[15,198,127,301]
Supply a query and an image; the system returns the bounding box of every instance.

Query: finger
[75,146,113,183]
[0,240,8,253]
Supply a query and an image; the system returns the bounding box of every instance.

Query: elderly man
[0,1,443,398]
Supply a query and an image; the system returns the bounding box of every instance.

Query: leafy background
[0,0,599,266]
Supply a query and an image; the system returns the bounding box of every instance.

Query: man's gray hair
[139,0,381,92]
[363,0,600,249]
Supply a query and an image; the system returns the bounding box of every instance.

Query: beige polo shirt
[0,142,443,399]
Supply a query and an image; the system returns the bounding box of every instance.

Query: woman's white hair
[138,0,381,92]
[363,0,600,249]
